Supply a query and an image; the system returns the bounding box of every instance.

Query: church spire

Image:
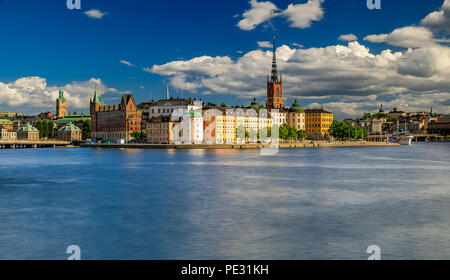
[166,83,170,100]
[270,38,279,83]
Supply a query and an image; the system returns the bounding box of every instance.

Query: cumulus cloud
[84,9,107,19]
[120,60,135,67]
[421,0,450,33]
[0,77,119,114]
[237,0,279,31]
[364,26,435,48]
[281,0,325,29]
[148,38,450,118]
[237,0,325,31]
[338,34,358,42]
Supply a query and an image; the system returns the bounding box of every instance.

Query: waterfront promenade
[0,140,72,149]
[82,141,399,150]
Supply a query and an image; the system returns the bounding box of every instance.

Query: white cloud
[257,41,273,48]
[237,0,325,31]
[84,9,107,19]
[421,0,450,33]
[148,39,450,118]
[281,0,325,29]
[120,60,135,67]
[338,34,358,42]
[237,0,279,31]
[364,26,435,48]
[0,77,119,114]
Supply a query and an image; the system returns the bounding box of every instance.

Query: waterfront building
[287,100,305,131]
[149,98,203,119]
[90,90,142,141]
[146,110,203,144]
[182,110,204,144]
[305,108,334,139]
[270,109,288,127]
[58,122,82,142]
[267,40,284,110]
[202,102,272,144]
[17,123,39,141]
[0,129,17,140]
[387,108,406,120]
[146,116,178,144]
[0,119,13,131]
[56,89,68,118]
[428,114,450,135]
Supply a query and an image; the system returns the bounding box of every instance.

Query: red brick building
[267,39,284,109]
[90,90,142,141]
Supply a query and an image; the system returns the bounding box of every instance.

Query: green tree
[47,121,54,139]
[297,129,307,140]
[220,102,227,107]
[82,119,91,139]
[363,113,372,120]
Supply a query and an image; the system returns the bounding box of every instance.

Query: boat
[390,131,414,146]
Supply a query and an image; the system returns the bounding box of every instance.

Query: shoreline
[81,141,400,150]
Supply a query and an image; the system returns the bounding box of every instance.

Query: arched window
[276,88,280,96]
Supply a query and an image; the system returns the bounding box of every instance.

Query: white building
[149,98,203,119]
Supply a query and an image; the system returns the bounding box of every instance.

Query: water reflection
[0,143,449,259]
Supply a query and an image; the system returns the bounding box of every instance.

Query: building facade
[0,129,17,140]
[147,116,178,144]
[0,119,13,131]
[90,90,142,141]
[287,100,305,131]
[58,122,82,142]
[56,89,68,118]
[305,108,334,139]
[17,123,39,140]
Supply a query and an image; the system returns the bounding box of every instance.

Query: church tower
[267,39,283,109]
[56,89,67,118]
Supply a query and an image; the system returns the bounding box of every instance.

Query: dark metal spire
[270,38,279,83]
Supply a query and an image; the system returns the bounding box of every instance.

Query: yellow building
[305,108,334,139]
[202,103,272,144]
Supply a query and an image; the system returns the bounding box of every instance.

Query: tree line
[330,120,368,140]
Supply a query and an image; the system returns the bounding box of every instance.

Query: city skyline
[0,0,449,119]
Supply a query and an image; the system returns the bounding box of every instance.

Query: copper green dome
[17,123,39,132]
[250,98,260,110]
[289,100,304,113]
[58,122,81,132]
[0,119,13,125]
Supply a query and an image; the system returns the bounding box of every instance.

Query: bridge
[0,140,73,149]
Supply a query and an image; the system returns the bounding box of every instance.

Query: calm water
[0,143,449,260]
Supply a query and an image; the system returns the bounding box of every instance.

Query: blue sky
[0,0,449,118]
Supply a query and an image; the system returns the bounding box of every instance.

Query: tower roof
[57,89,66,101]
[92,87,101,104]
[270,39,279,84]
